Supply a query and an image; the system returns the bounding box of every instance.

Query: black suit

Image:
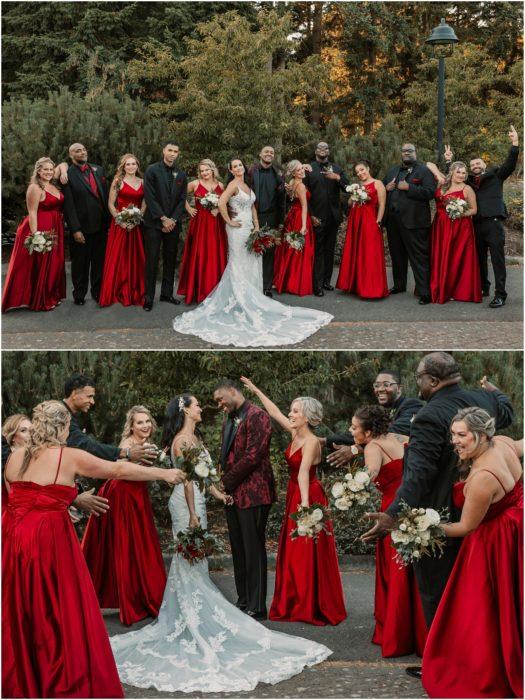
[63,402,120,461]
[62,163,110,302]
[143,161,188,303]
[304,161,349,289]
[385,384,514,625]
[382,162,435,297]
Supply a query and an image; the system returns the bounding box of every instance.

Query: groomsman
[445,126,519,308]
[143,141,187,311]
[248,146,285,297]
[304,142,349,296]
[383,145,435,304]
[61,143,110,304]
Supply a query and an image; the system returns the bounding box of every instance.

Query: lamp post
[425,18,459,164]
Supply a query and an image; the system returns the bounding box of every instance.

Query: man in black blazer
[143,141,187,311]
[362,353,514,641]
[304,142,349,295]
[383,144,435,304]
[445,126,519,308]
[62,143,110,304]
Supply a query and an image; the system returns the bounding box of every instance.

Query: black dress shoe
[74,298,85,306]
[489,295,505,308]
[263,289,273,298]
[405,666,422,680]
[389,286,406,294]
[143,301,153,311]
[235,600,247,611]
[322,283,334,291]
[418,295,431,305]
[245,610,267,621]
[314,289,324,297]
[160,295,181,305]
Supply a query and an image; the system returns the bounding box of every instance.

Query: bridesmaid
[99,153,146,307]
[82,405,167,626]
[423,408,523,698]
[273,160,315,296]
[350,405,427,657]
[2,157,66,312]
[177,159,227,304]
[2,414,31,514]
[2,400,183,699]
[336,160,388,299]
[241,376,346,626]
[429,162,481,304]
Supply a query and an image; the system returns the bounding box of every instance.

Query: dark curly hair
[353,404,391,438]
[161,393,199,450]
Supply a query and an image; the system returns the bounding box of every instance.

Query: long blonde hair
[197,158,220,182]
[121,405,157,443]
[111,153,143,191]
[2,414,30,447]
[441,161,467,194]
[285,159,302,184]
[30,157,56,190]
[19,401,70,477]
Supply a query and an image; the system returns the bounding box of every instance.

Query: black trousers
[70,227,107,302]
[313,211,339,289]
[259,209,280,291]
[413,539,461,627]
[386,212,430,297]
[474,217,507,297]
[144,225,180,303]
[225,503,271,613]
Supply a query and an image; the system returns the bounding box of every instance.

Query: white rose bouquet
[390,500,448,566]
[284,230,306,252]
[289,503,331,541]
[331,467,375,510]
[24,229,56,254]
[115,205,143,228]
[445,197,469,220]
[172,446,221,492]
[345,183,370,206]
[199,191,220,211]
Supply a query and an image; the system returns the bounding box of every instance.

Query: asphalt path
[2,263,522,350]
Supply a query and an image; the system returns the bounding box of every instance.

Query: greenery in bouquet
[283,230,306,252]
[289,502,332,541]
[115,205,143,228]
[24,229,56,254]
[245,225,278,256]
[444,197,469,220]
[172,445,221,492]
[175,525,224,565]
[345,183,370,205]
[198,191,220,210]
[391,500,448,566]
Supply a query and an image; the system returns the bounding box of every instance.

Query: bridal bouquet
[115,205,143,227]
[199,191,220,211]
[331,466,375,511]
[390,500,448,566]
[346,183,370,205]
[284,230,306,252]
[245,226,278,256]
[290,503,332,541]
[24,229,56,255]
[172,446,221,492]
[175,525,224,565]
[144,443,171,467]
[445,197,468,220]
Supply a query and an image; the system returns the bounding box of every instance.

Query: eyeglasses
[401,148,416,153]
[373,382,398,389]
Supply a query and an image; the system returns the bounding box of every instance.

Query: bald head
[420,352,461,381]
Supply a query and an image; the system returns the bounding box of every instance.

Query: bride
[110,393,332,694]
[172,159,333,347]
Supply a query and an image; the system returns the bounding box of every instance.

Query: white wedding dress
[110,448,332,694]
[172,188,333,347]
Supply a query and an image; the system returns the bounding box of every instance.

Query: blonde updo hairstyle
[30,157,56,190]
[452,406,495,469]
[285,159,303,184]
[292,396,324,429]
[441,161,468,195]
[2,414,30,447]
[18,401,71,477]
[121,405,157,442]
[197,158,220,181]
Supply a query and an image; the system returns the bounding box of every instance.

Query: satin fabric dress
[273,191,315,296]
[429,188,482,304]
[99,181,146,307]
[2,190,66,312]
[423,476,523,698]
[336,181,389,299]
[2,451,123,698]
[81,479,167,626]
[269,444,347,625]
[371,448,427,657]
[177,182,228,303]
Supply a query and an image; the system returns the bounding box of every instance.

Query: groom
[214,379,276,620]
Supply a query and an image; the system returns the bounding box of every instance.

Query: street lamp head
[425,18,459,58]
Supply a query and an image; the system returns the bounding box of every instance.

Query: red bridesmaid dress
[336,181,388,298]
[422,474,523,698]
[2,450,123,698]
[99,180,146,307]
[177,182,227,303]
[371,444,427,656]
[269,444,347,625]
[430,188,482,304]
[2,190,66,312]
[273,191,315,296]
[82,478,167,626]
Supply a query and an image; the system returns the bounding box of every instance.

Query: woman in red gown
[429,162,481,304]
[273,160,315,296]
[2,157,66,312]
[2,400,182,698]
[241,377,347,625]
[99,153,146,307]
[350,405,427,656]
[177,159,227,303]
[423,408,523,698]
[336,161,388,299]
[82,405,167,626]
[2,414,31,515]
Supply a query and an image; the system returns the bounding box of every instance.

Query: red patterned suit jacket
[221,401,276,509]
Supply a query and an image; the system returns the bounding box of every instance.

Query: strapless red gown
[430,188,482,304]
[423,478,523,698]
[269,444,347,625]
[81,479,167,626]
[2,190,66,312]
[177,183,227,303]
[273,192,315,296]
[99,181,146,307]
[336,181,388,299]
[2,477,123,697]
[372,456,427,656]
